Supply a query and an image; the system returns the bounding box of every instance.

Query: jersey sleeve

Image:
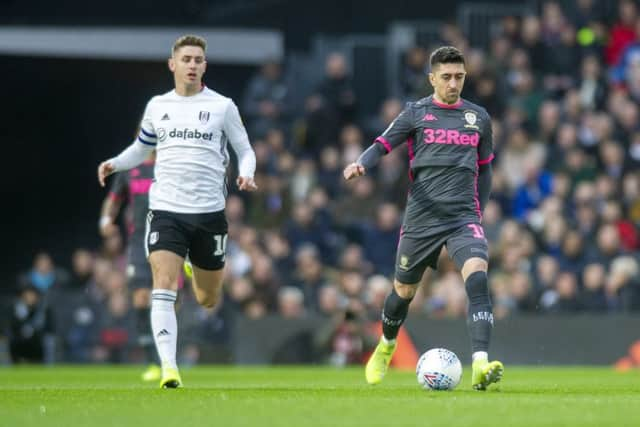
[136,101,157,147]
[223,100,256,178]
[108,172,128,202]
[223,100,250,145]
[478,110,494,165]
[375,104,416,153]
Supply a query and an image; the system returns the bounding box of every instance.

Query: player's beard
[446,90,459,103]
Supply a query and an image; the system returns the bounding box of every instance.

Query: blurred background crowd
[4,0,640,365]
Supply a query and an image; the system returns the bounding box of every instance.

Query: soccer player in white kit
[98,35,257,388]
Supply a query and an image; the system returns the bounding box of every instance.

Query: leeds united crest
[463,110,479,129]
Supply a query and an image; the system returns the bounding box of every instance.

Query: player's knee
[394,282,417,300]
[461,257,488,279]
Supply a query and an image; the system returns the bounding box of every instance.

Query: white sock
[472,351,488,362]
[151,289,178,370]
[382,336,396,346]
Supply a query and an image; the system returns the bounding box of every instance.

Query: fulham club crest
[199,111,210,124]
[149,232,159,245]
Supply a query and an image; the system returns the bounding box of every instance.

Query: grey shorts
[395,222,488,284]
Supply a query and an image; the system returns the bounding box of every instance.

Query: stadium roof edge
[0,26,283,64]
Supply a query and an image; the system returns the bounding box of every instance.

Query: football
[416,348,462,391]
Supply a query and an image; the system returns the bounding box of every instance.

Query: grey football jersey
[376,95,494,235]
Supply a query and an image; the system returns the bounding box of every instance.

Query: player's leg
[190,267,224,308]
[145,210,190,388]
[187,210,227,309]
[381,281,417,343]
[366,233,439,385]
[365,279,418,385]
[462,257,503,390]
[148,250,184,388]
[448,223,503,390]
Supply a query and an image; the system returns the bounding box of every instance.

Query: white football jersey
[135,87,254,214]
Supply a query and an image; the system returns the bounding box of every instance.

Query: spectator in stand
[338,244,373,276]
[547,271,581,313]
[332,175,380,230]
[292,244,329,311]
[243,60,290,138]
[7,284,55,364]
[67,249,94,291]
[94,291,134,363]
[579,263,608,312]
[278,286,306,319]
[606,0,639,67]
[510,271,537,313]
[400,46,430,101]
[499,127,546,191]
[305,52,357,147]
[520,15,546,77]
[285,202,330,256]
[317,284,345,318]
[606,256,640,311]
[366,98,403,140]
[248,254,280,312]
[360,202,401,277]
[594,223,624,268]
[512,164,553,221]
[558,229,589,274]
[263,230,295,287]
[578,54,608,111]
[20,252,69,296]
[317,146,343,198]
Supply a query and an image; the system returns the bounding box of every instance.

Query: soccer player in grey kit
[344,46,503,390]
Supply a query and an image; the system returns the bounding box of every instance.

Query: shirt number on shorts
[467,224,485,239]
[213,234,228,257]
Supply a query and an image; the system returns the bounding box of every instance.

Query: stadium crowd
[6,0,640,364]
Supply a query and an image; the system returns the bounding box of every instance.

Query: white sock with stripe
[151,289,178,371]
[472,351,488,363]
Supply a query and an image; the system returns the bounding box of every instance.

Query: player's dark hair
[429,46,465,70]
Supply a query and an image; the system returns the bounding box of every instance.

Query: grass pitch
[1,366,639,427]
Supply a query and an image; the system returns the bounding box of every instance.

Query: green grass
[1,366,639,427]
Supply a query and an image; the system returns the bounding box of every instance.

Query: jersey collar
[431,95,463,109]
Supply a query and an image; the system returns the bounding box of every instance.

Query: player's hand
[343,162,366,180]
[98,161,116,187]
[237,176,258,192]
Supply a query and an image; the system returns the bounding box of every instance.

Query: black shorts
[395,222,488,284]
[144,209,228,271]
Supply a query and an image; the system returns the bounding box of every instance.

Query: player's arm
[98,104,157,187]
[99,173,127,237]
[224,100,258,191]
[344,106,415,180]
[477,111,494,216]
